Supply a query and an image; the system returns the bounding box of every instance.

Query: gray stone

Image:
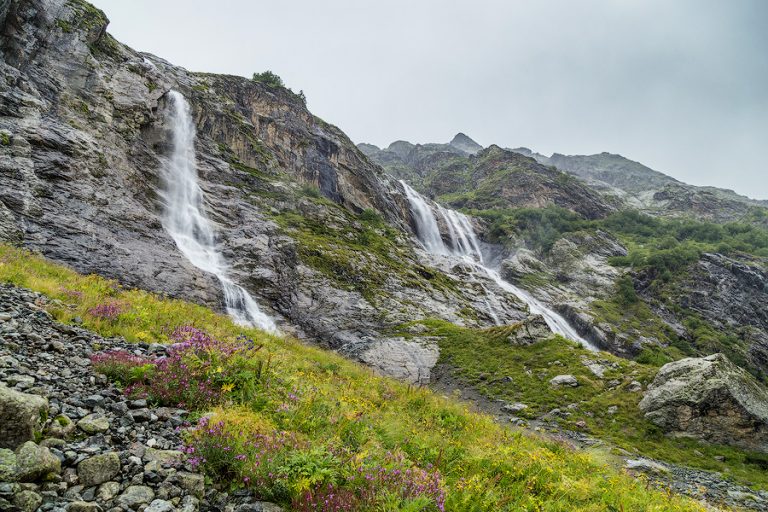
[145,499,175,512]
[505,315,551,346]
[639,353,768,452]
[77,414,110,435]
[625,458,670,475]
[15,441,61,482]
[13,489,42,512]
[118,486,155,509]
[0,384,48,449]
[47,414,76,438]
[173,472,204,497]
[549,375,579,387]
[67,502,102,512]
[144,448,183,466]
[235,503,284,512]
[96,481,120,501]
[501,402,528,414]
[0,448,17,481]
[78,453,121,487]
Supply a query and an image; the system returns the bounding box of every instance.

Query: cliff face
[0,0,534,382]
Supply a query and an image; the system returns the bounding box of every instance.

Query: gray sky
[91,0,768,199]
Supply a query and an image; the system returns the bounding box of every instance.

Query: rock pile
[0,284,281,512]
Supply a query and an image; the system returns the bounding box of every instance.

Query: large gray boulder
[639,353,768,452]
[0,384,48,449]
[14,441,61,482]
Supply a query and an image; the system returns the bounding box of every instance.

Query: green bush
[252,70,285,88]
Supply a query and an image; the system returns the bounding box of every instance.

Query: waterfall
[401,181,596,350]
[400,181,448,254]
[159,90,277,333]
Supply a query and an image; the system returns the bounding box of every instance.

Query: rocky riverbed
[0,284,282,512]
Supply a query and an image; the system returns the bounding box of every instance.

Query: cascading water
[401,181,596,350]
[159,90,277,332]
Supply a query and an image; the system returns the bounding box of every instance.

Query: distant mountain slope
[361,135,615,220]
[513,148,768,222]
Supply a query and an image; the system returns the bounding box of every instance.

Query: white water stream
[400,180,595,350]
[160,91,277,332]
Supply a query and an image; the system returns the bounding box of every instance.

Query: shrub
[90,350,154,385]
[87,301,126,320]
[252,70,285,88]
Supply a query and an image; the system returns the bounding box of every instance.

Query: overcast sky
[91,0,768,199]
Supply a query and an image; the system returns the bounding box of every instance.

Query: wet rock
[0,384,48,449]
[640,353,768,452]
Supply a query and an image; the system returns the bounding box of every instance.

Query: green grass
[269,202,460,304]
[404,318,768,491]
[0,244,710,511]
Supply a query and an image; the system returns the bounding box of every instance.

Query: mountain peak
[449,133,482,155]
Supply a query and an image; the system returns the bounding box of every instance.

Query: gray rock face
[0,384,48,449]
[639,354,768,452]
[0,0,530,384]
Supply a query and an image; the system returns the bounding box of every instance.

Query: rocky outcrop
[639,354,768,452]
[0,0,536,382]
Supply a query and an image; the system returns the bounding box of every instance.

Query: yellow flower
[222,383,234,392]
[215,366,223,374]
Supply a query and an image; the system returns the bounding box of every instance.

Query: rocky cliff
[0,0,538,383]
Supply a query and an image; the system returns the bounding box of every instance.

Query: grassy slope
[0,244,706,511]
[408,320,768,491]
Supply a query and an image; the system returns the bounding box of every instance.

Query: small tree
[251,70,284,88]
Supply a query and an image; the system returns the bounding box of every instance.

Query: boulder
[78,452,121,486]
[0,449,16,481]
[0,384,48,449]
[550,375,579,387]
[13,490,42,512]
[77,413,110,434]
[506,315,551,345]
[117,485,156,509]
[67,502,102,512]
[15,441,61,482]
[639,353,768,452]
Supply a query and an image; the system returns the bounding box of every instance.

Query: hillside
[3,0,768,511]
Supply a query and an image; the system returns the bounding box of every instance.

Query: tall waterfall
[400,181,595,350]
[160,91,277,332]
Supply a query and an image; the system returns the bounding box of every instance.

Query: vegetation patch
[403,318,768,491]
[0,244,711,510]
